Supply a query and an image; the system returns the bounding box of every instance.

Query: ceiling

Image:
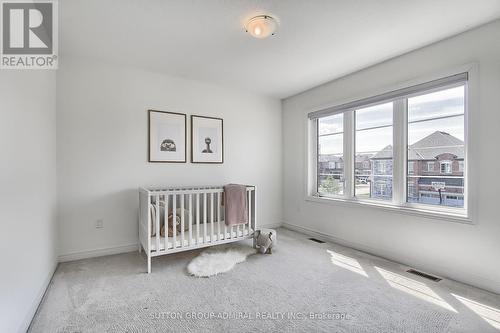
[60,0,500,98]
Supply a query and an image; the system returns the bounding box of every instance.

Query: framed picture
[191,115,224,164]
[148,110,187,163]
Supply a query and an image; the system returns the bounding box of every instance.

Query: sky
[319,85,465,155]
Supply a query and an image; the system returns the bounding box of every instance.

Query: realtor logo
[1,0,58,69]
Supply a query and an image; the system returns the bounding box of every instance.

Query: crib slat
[253,187,257,233]
[246,190,249,237]
[188,194,192,246]
[248,190,252,236]
[203,193,207,243]
[180,194,185,247]
[244,190,247,236]
[196,193,200,245]
[165,194,169,250]
[217,192,221,241]
[155,195,160,253]
[172,194,177,248]
[210,193,214,242]
[223,191,227,240]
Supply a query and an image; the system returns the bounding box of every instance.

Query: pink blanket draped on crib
[224,184,248,226]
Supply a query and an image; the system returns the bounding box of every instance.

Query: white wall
[0,71,57,332]
[57,57,282,257]
[282,20,500,294]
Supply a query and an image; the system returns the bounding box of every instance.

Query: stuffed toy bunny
[254,230,275,254]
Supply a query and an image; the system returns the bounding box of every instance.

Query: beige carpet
[29,228,500,332]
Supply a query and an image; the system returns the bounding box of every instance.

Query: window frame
[306,67,474,224]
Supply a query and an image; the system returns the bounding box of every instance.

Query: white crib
[139,185,256,273]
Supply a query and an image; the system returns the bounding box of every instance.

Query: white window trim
[305,195,472,224]
[305,64,477,224]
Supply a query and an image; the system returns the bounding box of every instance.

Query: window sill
[305,195,473,224]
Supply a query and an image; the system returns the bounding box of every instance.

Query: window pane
[408,115,464,145]
[356,126,393,154]
[356,102,393,130]
[319,134,343,155]
[318,114,344,195]
[407,85,465,208]
[408,86,465,123]
[355,103,393,200]
[319,114,343,135]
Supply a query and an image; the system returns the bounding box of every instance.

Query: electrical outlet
[95,219,104,229]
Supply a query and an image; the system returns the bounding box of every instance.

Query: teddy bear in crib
[161,208,190,237]
[150,205,190,238]
[254,230,276,254]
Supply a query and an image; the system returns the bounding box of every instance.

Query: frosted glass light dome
[245,15,278,39]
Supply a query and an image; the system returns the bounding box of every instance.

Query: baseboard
[58,243,139,263]
[283,222,384,254]
[58,223,283,263]
[258,222,283,229]
[21,260,58,333]
[282,222,500,295]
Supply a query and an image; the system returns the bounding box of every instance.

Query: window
[376,161,387,174]
[440,161,452,174]
[317,113,344,196]
[375,181,388,197]
[309,72,469,219]
[408,161,414,175]
[355,102,393,200]
[407,85,465,208]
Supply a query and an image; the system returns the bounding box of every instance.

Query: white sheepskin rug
[187,245,256,277]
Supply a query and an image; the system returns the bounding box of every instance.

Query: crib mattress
[149,224,252,251]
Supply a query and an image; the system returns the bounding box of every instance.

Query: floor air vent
[407,269,442,282]
[308,238,325,244]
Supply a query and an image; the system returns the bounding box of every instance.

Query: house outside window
[426,161,435,172]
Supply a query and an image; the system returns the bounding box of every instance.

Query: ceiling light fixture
[245,15,278,39]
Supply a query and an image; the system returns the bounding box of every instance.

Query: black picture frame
[148,110,187,163]
[190,115,224,164]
